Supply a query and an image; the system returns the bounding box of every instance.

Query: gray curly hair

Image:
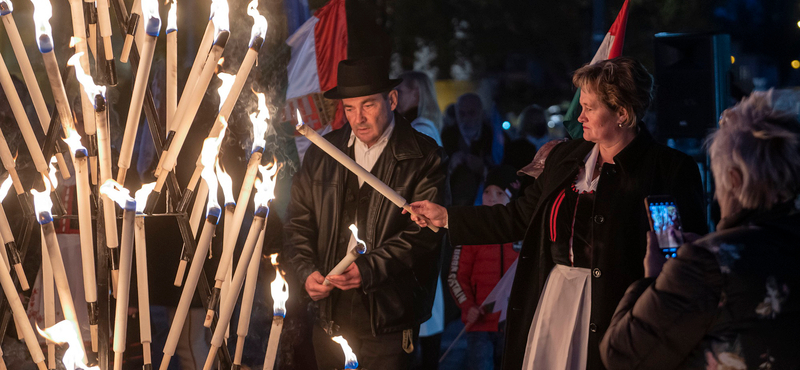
[707,90,800,210]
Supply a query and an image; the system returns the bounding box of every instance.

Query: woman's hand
[644,231,667,278]
[403,200,448,228]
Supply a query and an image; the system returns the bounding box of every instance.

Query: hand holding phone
[644,195,684,258]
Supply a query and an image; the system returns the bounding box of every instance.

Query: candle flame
[210,0,229,41]
[270,253,288,317]
[31,174,52,221]
[332,336,359,369]
[69,37,82,48]
[294,109,304,130]
[134,183,156,213]
[0,0,13,12]
[99,179,134,209]
[63,128,87,155]
[166,0,178,32]
[141,0,162,36]
[68,52,106,107]
[48,157,58,190]
[216,72,236,111]
[247,0,267,48]
[31,0,53,51]
[0,175,13,201]
[200,118,227,214]
[248,91,269,152]
[348,225,368,254]
[38,320,99,370]
[214,160,235,205]
[253,162,279,208]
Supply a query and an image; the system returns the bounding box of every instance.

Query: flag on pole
[480,258,518,323]
[563,0,631,139]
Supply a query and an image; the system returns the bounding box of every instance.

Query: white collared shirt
[347,116,395,187]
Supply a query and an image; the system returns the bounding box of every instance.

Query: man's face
[456,95,483,130]
[343,90,398,147]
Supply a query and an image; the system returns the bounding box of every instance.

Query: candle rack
[0,0,233,368]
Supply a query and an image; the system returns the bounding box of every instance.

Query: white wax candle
[67,0,95,135]
[323,249,360,287]
[134,216,152,365]
[262,317,283,370]
[73,154,97,303]
[95,102,120,249]
[0,52,48,173]
[0,249,46,369]
[159,213,219,370]
[182,20,215,106]
[41,230,55,369]
[233,226,266,366]
[118,34,158,184]
[40,48,74,135]
[167,30,178,133]
[202,210,267,370]
[112,206,135,370]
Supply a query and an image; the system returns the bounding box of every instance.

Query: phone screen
[647,200,684,258]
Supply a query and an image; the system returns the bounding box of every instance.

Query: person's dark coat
[602,201,800,369]
[441,122,494,206]
[284,113,447,336]
[447,126,707,370]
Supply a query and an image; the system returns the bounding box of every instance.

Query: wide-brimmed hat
[323,56,402,99]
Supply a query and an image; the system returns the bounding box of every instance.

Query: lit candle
[202,163,279,370]
[0,245,46,370]
[134,183,156,369]
[205,90,269,328]
[71,51,121,294]
[66,0,96,153]
[0,1,70,178]
[0,176,28,290]
[324,224,367,286]
[203,161,235,328]
[166,0,178,134]
[61,128,99,352]
[99,180,136,370]
[332,336,359,370]
[295,113,440,232]
[151,0,230,198]
[261,253,289,370]
[41,229,55,369]
[38,320,100,370]
[232,227,266,368]
[32,177,87,365]
[159,130,226,370]
[117,0,161,185]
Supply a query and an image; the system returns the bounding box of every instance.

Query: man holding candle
[285,56,447,370]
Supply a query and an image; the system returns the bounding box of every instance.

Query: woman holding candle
[407,57,708,370]
[285,56,447,370]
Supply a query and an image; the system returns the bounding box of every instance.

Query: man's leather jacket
[284,113,447,335]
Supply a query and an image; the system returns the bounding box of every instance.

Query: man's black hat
[323,56,401,99]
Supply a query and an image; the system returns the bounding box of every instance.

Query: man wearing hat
[284,56,447,369]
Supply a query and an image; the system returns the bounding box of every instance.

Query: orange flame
[38,321,99,370]
[269,253,288,316]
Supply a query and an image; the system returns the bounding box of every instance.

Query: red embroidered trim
[550,189,567,242]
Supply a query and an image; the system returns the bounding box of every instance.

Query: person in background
[397,71,443,146]
[601,91,800,369]
[503,105,549,171]
[448,165,520,370]
[405,57,707,370]
[441,93,495,206]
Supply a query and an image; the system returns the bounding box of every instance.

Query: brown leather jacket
[284,113,447,335]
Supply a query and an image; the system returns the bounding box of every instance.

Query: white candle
[41,230,55,369]
[262,252,289,370]
[66,0,96,139]
[324,224,367,286]
[0,52,48,174]
[133,184,155,368]
[84,0,97,58]
[117,0,161,186]
[166,1,178,134]
[296,121,440,232]
[202,208,267,370]
[0,195,28,290]
[262,317,283,370]
[95,0,113,61]
[233,226,266,366]
[0,128,23,195]
[0,247,46,370]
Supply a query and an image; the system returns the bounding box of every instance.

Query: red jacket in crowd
[448,243,519,332]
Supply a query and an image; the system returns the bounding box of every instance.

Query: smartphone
[644,195,684,258]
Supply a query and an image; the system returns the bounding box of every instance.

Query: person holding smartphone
[405,57,707,370]
[602,91,800,369]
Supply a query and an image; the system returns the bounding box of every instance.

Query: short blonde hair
[707,90,800,210]
[572,57,653,128]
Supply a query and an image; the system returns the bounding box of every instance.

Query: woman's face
[395,80,419,116]
[578,89,626,145]
[482,185,510,207]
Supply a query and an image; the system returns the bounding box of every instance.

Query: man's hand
[403,200,448,228]
[305,271,334,301]
[326,263,362,290]
[466,306,484,324]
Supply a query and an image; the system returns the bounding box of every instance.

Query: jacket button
[593,215,605,224]
[590,323,597,333]
[592,268,602,278]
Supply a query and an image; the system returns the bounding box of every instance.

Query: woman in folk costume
[406,57,707,369]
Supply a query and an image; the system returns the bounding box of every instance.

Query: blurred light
[730,56,735,64]
[502,121,511,130]
[797,20,800,28]
[547,105,560,114]
[547,121,556,128]
[792,60,800,69]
